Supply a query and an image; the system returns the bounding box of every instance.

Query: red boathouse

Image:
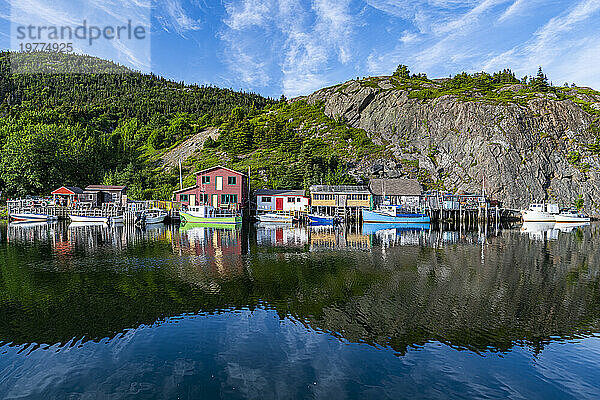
[173,165,248,210]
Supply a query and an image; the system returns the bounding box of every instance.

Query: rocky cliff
[304,77,600,213]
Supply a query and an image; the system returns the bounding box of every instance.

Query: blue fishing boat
[362,206,430,224]
[307,214,340,225]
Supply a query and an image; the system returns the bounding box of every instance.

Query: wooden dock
[7,199,181,224]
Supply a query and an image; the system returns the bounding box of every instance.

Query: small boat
[554,210,590,223]
[10,213,56,222]
[257,213,293,223]
[307,214,339,225]
[69,214,110,224]
[110,215,124,224]
[521,203,559,222]
[180,206,242,225]
[362,206,430,223]
[139,209,167,225]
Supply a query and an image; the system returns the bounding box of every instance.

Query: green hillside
[0,52,387,200]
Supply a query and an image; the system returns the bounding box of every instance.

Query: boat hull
[257,214,293,223]
[308,214,335,224]
[362,210,430,224]
[555,215,590,223]
[145,215,166,224]
[69,215,109,224]
[180,212,242,225]
[10,213,55,222]
[521,210,555,222]
[111,216,124,224]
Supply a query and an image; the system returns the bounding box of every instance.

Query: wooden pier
[7,199,181,224]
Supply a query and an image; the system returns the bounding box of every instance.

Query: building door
[216,176,223,191]
[212,194,218,207]
[189,194,196,207]
[276,198,284,211]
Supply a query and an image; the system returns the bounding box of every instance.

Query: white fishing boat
[138,208,167,225]
[110,215,124,224]
[521,203,559,222]
[257,213,293,223]
[10,213,57,222]
[554,210,590,223]
[68,214,110,224]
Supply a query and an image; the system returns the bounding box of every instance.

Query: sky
[0,0,599,98]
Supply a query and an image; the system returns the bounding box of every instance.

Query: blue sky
[1,0,600,98]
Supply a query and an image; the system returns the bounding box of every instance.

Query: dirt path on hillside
[160,127,219,168]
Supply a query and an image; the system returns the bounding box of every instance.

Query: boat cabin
[529,203,559,214]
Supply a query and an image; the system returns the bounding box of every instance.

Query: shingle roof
[369,178,422,196]
[309,185,370,193]
[255,189,306,196]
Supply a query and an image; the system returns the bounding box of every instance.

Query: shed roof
[173,185,198,194]
[85,185,127,192]
[255,189,306,197]
[51,186,83,195]
[369,178,422,196]
[309,185,370,194]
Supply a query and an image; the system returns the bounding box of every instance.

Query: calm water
[0,220,599,399]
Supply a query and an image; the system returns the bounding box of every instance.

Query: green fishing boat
[179,206,242,225]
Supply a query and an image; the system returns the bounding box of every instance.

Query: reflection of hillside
[291,226,600,355]
[0,223,598,357]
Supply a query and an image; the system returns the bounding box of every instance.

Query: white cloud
[221,0,357,97]
[159,0,202,36]
[482,0,600,86]
[366,0,509,76]
[498,0,527,22]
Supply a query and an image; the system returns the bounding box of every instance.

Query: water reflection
[1,220,600,398]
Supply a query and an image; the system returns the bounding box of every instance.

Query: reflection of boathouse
[172,227,247,277]
[309,226,370,251]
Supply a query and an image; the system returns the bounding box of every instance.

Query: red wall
[176,167,248,209]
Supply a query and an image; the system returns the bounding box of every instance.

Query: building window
[228,176,237,185]
[297,197,302,202]
[261,197,272,203]
[180,194,189,202]
[201,176,210,184]
[287,197,295,203]
[221,194,238,204]
[200,194,209,203]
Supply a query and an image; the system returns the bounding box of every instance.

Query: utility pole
[179,159,183,190]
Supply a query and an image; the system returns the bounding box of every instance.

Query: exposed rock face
[306,79,600,213]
